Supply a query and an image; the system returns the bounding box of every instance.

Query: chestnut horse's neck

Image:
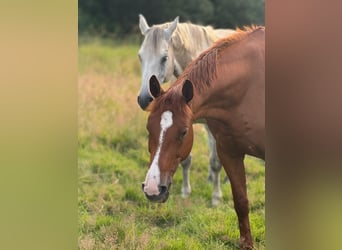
[186,27,265,159]
[190,28,265,123]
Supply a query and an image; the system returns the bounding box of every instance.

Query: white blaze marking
[144,111,173,195]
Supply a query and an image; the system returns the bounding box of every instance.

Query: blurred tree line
[79,0,264,37]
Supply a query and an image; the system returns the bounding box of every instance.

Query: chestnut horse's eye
[179,128,188,140]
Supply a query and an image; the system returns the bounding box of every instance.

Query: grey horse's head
[137,14,179,110]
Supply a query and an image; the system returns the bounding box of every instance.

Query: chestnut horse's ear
[182,80,193,103]
[149,75,164,99]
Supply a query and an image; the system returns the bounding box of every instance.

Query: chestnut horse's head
[142,75,194,202]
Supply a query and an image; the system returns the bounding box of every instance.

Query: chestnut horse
[142,26,265,249]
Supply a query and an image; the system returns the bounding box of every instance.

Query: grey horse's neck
[173,59,183,78]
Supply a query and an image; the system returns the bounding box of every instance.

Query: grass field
[78,38,265,249]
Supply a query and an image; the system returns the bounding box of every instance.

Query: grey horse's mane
[148,21,220,58]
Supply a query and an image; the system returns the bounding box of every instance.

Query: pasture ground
[78,38,265,249]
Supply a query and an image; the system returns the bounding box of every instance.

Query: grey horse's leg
[180,154,192,198]
[205,125,223,206]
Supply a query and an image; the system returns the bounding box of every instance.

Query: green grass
[78,38,265,249]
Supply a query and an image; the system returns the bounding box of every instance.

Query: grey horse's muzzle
[137,95,153,110]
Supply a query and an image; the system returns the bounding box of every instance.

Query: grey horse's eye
[161,56,168,64]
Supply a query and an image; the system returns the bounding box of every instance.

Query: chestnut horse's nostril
[159,185,168,195]
[141,183,167,194]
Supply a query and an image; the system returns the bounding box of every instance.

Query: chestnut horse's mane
[178,25,264,92]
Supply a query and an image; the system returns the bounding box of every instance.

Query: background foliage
[79,0,264,37]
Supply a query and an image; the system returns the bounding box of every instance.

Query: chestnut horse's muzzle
[141,183,170,203]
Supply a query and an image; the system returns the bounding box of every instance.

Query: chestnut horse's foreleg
[216,146,253,249]
[180,154,192,198]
